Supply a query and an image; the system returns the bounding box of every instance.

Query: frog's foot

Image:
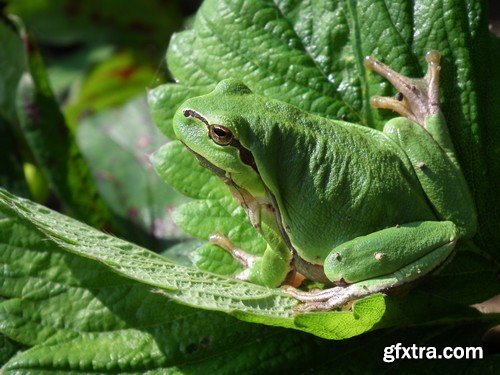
[282,284,381,312]
[364,50,441,127]
[209,232,257,281]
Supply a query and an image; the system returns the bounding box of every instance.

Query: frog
[172,51,477,311]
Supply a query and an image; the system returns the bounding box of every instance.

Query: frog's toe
[209,232,257,268]
[281,285,346,302]
[364,50,442,127]
[284,282,388,312]
[288,287,354,312]
[293,301,338,312]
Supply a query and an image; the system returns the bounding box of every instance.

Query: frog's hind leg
[283,239,455,312]
[282,221,458,312]
[364,51,441,127]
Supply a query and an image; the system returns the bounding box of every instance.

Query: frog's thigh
[288,242,454,312]
[323,221,458,284]
[383,118,476,236]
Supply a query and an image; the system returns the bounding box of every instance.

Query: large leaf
[0,216,498,372]
[0,187,392,339]
[149,0,500,260]
[147,0,499,339]
[1,181,498,341]
[0,218,336,373]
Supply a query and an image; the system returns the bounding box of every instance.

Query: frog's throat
[185,144,277,224]
[185,146,285,235]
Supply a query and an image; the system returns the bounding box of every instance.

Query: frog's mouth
[183,144,233,184]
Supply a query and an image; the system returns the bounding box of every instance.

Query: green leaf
[1,188,498,340]
[151,141,227,201]
[0,218,350,373]
[149,0,500,260]
[76,95,187,250]
[191,242,243,276]
[0,334,22,366]
[64,52,159,129]
[0,187,398,339]
[1,216,497,372]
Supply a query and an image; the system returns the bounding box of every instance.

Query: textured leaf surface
[0,218,350,373]
[0,188,401,339]
[149,0,500,260]
[2,217,496,373]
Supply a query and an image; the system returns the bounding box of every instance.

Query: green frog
[172,51,476,311]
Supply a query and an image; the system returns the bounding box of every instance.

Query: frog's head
[173,79,267,198]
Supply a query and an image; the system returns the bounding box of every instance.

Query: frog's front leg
[283,221,458,311]
[364,50,442,128]
[365,50,458,162]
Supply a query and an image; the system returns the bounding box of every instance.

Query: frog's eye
[209,125,233,145]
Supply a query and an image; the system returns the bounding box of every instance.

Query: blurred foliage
[0,0,201,249]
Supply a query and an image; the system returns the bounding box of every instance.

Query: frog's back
[240,102,437,264]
